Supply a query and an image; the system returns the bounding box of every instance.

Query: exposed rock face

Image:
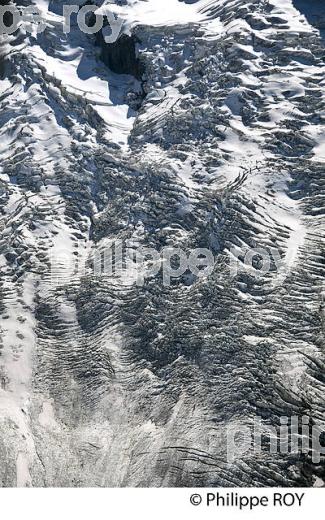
[0,0,324,487]
[96,32,143,79]
[293,0,325,35]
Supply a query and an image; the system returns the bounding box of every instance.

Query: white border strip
[0,488,323,520]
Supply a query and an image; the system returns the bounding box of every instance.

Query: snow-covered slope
[0,0,324,486]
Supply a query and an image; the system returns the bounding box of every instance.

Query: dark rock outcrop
[293,0,325,40]
[96,32,143,80]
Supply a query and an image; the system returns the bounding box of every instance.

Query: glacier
[0,0,324,486]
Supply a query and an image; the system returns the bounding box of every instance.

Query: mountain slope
[0,0,324,486]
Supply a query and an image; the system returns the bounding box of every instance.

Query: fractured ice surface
[0,0,324,487]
